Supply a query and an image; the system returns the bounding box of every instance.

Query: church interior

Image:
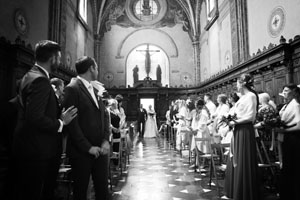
[1,0,300,200]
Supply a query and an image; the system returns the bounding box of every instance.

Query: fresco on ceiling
[102,0,190,35]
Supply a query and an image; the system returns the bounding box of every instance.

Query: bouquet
[219,113,237,130]
[265,115,295,129]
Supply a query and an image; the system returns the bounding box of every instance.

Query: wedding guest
[211,94,230,143]
[225,73,261,200]
[275,84,300,200]
[224,92,239,198]
[190,99,210,154]
[254,93,277,148]
[63,56,110,200]
[115,94,126,129]
[50,77,68,155]
[175,100,189,151]
[204,93,216,136]
[12,40,77,200]
[221,92,239,144]
[204,93,217,115]
[50,77,64,105]
[164,104,172,139]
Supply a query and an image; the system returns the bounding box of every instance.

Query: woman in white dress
[144,105,158,138]
[211,94,230,143]
[175,100,190,150]
[190,99,210,153]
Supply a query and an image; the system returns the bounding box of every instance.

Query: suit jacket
[13,65,62,160]
[63,78,109,158]
[137,108,147,122]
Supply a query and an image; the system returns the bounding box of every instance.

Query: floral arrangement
[263,115,296,129]
[91,80,107,97]
[219,113,237,130]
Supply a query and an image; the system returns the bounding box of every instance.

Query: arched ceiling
[93,0,202,41]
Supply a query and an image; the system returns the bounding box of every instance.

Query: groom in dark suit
[12,40,77,200]
[137,104,147,138]
[63,56,110,200]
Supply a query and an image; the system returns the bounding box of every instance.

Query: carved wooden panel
[264,79,273,97]
[254,81,262,93]
[274,76,286,104]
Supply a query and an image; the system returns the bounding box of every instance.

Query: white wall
[199,0,232,81]
[100,24,194,88]
[247,0,300,55]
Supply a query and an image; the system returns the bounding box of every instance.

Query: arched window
[126,44,169,87]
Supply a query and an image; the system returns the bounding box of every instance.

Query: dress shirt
[77,76,99,108]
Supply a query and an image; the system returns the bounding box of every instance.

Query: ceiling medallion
[125,0,167,26]
[268,6,286,38]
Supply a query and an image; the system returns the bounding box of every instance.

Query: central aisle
[111,137,220,200]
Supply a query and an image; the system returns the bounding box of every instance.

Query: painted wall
[199,0,232,82]
[99,24,194,88]
[0,0,49,47]
[247,0,300,55]
[65,0,95,71]
[0,0,95,72]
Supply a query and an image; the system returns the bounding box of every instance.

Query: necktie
[87,84,99,108]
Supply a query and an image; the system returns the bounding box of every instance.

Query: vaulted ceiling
[91,0,202,40]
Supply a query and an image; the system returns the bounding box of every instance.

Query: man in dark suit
[63,56,110,200]
[137,104,147,138]
[12,40,77,200]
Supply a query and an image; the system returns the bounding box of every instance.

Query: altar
[133,76,162,88]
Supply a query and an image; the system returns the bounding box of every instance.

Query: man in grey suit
[63,56,110,200]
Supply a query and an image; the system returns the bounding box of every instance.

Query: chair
[121,128,130,166]
[211,142,231,178]
[179,129,194,163]
[169,126,177,150]
[109,137,123,190]
[56,153,73,200]
[256,134,279,192]
[194,137,221,197]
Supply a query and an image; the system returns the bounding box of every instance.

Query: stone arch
[125,43,170,87]
[116,28,178,59]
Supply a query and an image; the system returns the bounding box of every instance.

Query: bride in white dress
[144,105,158,138]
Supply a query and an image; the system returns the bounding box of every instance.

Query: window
[125,0,167,26]
[134,0,159,22]
[79,0,87,23]
[126,44,169,87]
[204,0,219,31]
[206,0,215,20]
